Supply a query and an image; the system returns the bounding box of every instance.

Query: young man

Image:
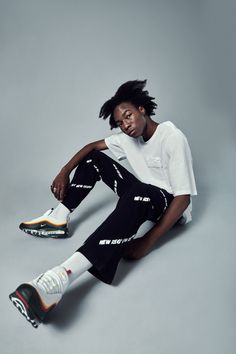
[9,80,197,328]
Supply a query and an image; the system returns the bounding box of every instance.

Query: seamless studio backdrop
[0,1,235,354]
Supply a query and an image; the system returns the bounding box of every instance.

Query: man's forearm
[145,195,190,249]
[123,194,191,260]
[61,144,95,175]
[50,140,107,201]
[60,140,107,175]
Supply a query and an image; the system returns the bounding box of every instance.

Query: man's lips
[128,128,135,136]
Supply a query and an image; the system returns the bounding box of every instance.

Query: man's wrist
[60,166,71,175]
[145,225,163,248]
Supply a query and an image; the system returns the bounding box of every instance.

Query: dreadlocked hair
[99,80,157,129]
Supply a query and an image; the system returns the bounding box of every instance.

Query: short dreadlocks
[99,80,157,129]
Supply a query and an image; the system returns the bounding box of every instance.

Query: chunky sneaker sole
[9,267,68,328]
[9,284,55,328]
[19,221,69,238]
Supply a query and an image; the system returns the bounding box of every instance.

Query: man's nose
[123,120,131,130]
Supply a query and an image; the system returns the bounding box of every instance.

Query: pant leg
[62,150,138,211]
[78,181,174,284]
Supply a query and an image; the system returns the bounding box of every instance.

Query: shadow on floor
[190,179,208,224]
[114,181,208,286]
[113,223,190,286]
[45,277,99,329]
[46,182,207,328]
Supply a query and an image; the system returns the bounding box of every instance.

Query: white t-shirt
[105,121,197,223]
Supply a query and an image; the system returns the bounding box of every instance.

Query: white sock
[60,252,92,284]
[50,203,70,222]
[35,266,69,294]
[33,253,92,296]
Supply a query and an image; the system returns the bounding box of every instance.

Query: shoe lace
[44,208,54,217]
[37,267,68,294]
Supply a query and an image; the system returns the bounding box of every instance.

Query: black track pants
[62,151,173,284]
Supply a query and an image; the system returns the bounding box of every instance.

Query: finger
[56,188,61,200]
[123,248,133,259]
[51,183,58,197]
[59,187,65,202]
[61,183,69,200]
[52,186,59,199]
[123,255,136,261]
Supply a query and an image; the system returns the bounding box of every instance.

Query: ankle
[36,266,69,295]
[50,204,70,222]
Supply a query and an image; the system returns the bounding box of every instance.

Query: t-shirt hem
[104,137,125,161]
[173,190,198,197]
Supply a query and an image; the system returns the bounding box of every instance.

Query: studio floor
[1,1,235,353]
[1,183,235,354]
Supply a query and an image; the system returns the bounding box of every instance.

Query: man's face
[113,102,147,138]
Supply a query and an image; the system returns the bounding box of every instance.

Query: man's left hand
[123,237,152,261]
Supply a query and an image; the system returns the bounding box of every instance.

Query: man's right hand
[50,140,107,202]
[51,171,70,201]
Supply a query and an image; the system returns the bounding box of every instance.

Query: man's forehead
[114,102,136,114]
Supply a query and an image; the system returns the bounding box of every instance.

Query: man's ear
[139,106,146,114]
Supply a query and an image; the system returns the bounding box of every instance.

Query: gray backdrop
[1,1,235,353]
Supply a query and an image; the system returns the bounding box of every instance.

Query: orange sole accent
[23,219,66,227]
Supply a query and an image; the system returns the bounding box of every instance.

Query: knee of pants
[85,150,104,162]
[72,150,103,178]
[123,181,150,201]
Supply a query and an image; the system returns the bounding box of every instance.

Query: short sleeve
[165,132,197,196]
[105,133,127,161]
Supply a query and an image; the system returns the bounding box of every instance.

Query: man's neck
[142,118,159,141]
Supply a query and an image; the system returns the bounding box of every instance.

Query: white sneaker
[9,266,69,328]
[19,209,70,238]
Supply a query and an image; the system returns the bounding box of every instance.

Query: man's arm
[124,194,190,260]
[51,139,108,201]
